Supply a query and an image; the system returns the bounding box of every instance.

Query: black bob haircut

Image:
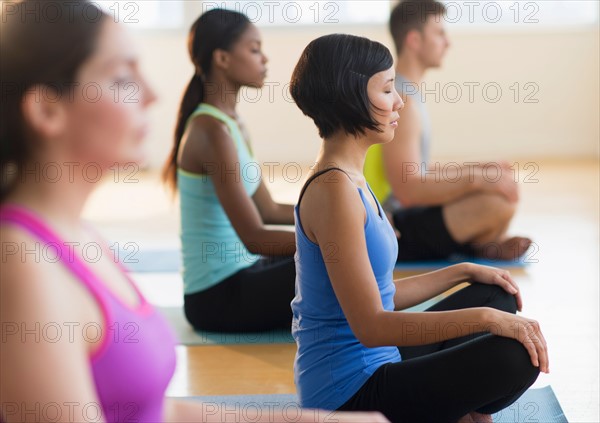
[290,33,394,139]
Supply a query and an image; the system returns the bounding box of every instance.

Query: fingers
[514,290,523,312]
[519,320,549,373]
[495,273,521,311]
[530,320,549,373]
[518,324,539,368]
[500,271,523,311]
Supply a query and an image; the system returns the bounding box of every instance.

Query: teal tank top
[178,103,260,295]
[291,168,401,410]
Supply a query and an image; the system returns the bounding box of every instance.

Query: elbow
[354,323,384,348]
[259,210,275,226]
[246,243,261,255]
[391,180,419,208]
[238,228,264,254]
[394,190,417,208]
[258,204,280,225]
[360,336,380,349]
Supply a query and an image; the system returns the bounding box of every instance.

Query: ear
[21,84,67,140]
[404,29,423,52]
[212,48,231,71]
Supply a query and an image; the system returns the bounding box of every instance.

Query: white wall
[133,22,599,169]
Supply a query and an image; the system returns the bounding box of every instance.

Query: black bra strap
[297,167,352,206]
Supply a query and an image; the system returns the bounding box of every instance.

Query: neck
[5,158,99,231]
[316,132,371,181]
[395,53,427,84]
[202,73,241,119]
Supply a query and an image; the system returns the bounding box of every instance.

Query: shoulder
[303,169,358,202]
[179,113,237,171]
[299,170,365,233]
[185,113,232,147]
[1,223,91,325]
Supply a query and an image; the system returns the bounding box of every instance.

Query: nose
[262,53,269,65]
[395,94,405,111]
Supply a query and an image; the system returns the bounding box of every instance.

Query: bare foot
[456,411,493,423]
[457,414,475,423]
[469,411,493,423]
[476,236,532,260]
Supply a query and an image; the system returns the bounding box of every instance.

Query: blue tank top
[178,103,260,295]
[291,168,401,410]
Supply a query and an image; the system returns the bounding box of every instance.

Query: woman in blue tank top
[162,9,297,333]
[289,34,548,423]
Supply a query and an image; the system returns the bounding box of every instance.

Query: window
[209,1,391,26]
[441,1,599,28]
[95,1,598,30]
[96,1,185,29]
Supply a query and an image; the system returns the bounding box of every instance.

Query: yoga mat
[120,248,181,273]
[493,386,568,423]
[395,255,528,271]
[122,248,528,273]
[157,306,295,346]
[175,386,567,422]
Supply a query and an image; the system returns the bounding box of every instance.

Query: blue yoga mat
[123,248,528,273]
[395,255,528,271]
[157,306,295,345]
[176,386,567,422]
[120,248,182,273]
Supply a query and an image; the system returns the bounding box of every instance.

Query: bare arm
[1,227,106,423]
[252,182,295,225]
[179,116,294,256]
[392,261,525,312]
[392,263,471,310]
[382,99,517,207]
[237,120,295,226]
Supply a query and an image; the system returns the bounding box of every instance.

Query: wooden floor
[168,345,297,397]
[86,159,599,421]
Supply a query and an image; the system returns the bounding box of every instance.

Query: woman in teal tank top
[162,9,297,333]
[290,34,547,422]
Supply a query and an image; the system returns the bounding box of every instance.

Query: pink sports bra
[0,204,177,422]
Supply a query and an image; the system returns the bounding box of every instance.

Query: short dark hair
[390,0,446,55]
[290,34,394,139]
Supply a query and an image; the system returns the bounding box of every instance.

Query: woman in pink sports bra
[0,1,386,422]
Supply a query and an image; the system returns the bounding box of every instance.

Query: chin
[252,80,266,89]
[115,148,146,167]
[374,133,395,145]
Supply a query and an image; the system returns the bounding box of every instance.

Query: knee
[470,283,518,314]
[490,284,518,314]
[476,193,516,225]
[491,336,541,387]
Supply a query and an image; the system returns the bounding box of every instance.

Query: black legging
[184,255,296,332]
[338,283,540,423]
